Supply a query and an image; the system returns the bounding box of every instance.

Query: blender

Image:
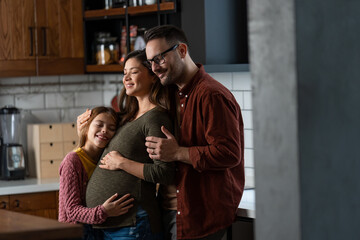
[0,106,26,180]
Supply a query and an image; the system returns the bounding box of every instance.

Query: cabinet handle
[41,27,47,56]
[50,142,53,147]
[13,199,20,208]
[73,141,76,145]
[0,201,7,209]
[50,160,54,164]
[49,125,52,129]
[28,27,34,56]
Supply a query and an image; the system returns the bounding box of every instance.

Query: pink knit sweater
[58,151,107,224]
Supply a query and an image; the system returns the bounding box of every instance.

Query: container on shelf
[94,32,119,65]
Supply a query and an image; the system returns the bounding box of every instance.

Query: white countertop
[0,178,256,218]
[0,178,59,195]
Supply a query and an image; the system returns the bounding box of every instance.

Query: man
[144,25,245,240]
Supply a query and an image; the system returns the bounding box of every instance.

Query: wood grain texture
[0,209,82,240]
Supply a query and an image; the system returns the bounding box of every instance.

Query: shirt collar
[178,64,205,97]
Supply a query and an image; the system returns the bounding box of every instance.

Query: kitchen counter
[0,178,256,219]
[0,178,59,195]
[0,209,82,240]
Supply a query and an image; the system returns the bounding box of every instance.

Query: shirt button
[185,95,188,98]
[181,104,184,107]
[179,92,183,96]
[177,211,181,215]
[176,190,179,193]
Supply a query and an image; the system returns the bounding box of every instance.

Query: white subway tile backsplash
[233,72,252,90]
[15,94,45,109]
[75,91,103,107]
[242,110,253,129]
[1,70,255,182]
[61,108,87,123]
[30,76,60,93]
[232,91,244,110]
[30,109,61,123]
[209,72,233,90]
[244,91,252,110]
[245,167,255,177]
[104,90,118,107]
[60,75,90,92]
[0,77,30,94]
[0,95,15,107]
[245,148,254,168]
[45,93,75,109]
[244,129,254,149]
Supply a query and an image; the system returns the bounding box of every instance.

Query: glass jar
[94,32,119,65]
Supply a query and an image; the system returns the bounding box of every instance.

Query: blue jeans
[83,224,103,240]
[102,207,162,240]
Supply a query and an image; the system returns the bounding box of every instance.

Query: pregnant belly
[86,167,140,208]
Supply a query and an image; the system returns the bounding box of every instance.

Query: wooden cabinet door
[0,195,10,210]
[36,0,84,75]
[9,191,58,219]
[0,0,36,77]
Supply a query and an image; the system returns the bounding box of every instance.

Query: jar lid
[0,106,20,114]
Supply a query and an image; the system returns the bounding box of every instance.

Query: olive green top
[86,107,175,232]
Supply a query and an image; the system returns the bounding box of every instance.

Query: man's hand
[145,126,190,164]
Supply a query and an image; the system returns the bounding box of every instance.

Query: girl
[78,50,178,240]
[59,106,134,240]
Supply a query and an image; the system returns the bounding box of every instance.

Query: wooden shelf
[84,2,175,19]
[86,64,124,73]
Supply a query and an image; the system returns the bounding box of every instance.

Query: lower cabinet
[0,191,59,220]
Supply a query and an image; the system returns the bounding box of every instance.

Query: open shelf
[84,2,175,19]
[86,64,123,73]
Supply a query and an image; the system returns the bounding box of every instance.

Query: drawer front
[62,123,78,141]
[9,191,56,211]
[39,124,63,142]
[63,141,78,154]
[0,195,10,209]
[40,142,64,160]
[40,159,62,179]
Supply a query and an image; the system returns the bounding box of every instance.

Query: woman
[79,50,178,240]
[59,106,134,240]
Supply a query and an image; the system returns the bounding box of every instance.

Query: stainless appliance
[0,106,26,180]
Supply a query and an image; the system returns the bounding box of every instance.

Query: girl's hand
[100,151,127,170]
[102,193,134,217]
[76,108,92,136]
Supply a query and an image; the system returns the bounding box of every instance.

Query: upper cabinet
[0,0,36,77]
[83,0,180,73]
[0,0,84,78]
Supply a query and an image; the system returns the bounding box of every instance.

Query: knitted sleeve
[58,152,108,224]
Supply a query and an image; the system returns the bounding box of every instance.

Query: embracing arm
[59,155,134,224]
[146,93,243,172]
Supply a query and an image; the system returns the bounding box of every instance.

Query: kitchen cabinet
[83,0,180,73]
[0,0,84,78]
[0,191,58,219]
[27,123,78,179]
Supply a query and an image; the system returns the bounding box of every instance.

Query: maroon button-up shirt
[176,65,245,239]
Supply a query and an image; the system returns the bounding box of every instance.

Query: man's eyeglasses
[147,44,179,66]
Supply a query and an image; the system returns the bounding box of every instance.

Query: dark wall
[180,0,248,65]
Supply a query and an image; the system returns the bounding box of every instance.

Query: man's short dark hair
[144,25,189,47]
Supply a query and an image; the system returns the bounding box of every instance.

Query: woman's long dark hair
[117,50,179,136]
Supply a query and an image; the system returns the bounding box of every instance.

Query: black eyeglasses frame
[147,44,179,66]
